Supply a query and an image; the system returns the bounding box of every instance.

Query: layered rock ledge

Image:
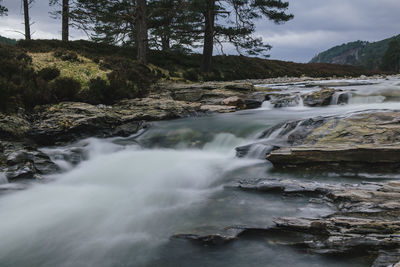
[238,110,400,170]
[174,178,400,266]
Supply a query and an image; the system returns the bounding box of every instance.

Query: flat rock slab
[259,110,400,170]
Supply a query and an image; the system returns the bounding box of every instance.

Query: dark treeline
[1,0,293,71]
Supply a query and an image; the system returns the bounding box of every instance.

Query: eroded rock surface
[175,178,400,266]
[239,110,400,170]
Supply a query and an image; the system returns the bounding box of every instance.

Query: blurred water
[1,76,400,267]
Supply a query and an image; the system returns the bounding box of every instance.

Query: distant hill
[0,35,17,46]
[310,34,400,69]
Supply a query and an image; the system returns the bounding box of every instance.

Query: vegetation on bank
[0,35,16,46]
[0,39,380,113]
[310,34,400,71]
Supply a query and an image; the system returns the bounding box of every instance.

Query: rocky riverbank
[0,75,396,182]
[174,178,400,266]
[0,80,273,181]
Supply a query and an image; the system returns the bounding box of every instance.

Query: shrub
[82,77,111,104]
[38,67,60,81]
[54,49,79,62]
[183,68,199,81]
[50,77,81,102]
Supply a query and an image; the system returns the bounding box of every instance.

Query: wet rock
[243,92,267,109]
[269,94,302,108]
[372,250,400,267]
[0,142,59,180]
[263,111,400,170]
[302,88,338,107]
[172,227,245,245]
[235,143,278,158]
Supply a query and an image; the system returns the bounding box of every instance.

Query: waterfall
[330,92,340,105]
[0,173,7,185]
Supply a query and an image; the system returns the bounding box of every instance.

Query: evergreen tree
[136,0,148,64]
[0,0,7,16]
[148,0,202,51]
[49,0,71,41]
[23,0,34,40]
[73,0,135,44]
[381,40,400,72]
[193,0,294,72]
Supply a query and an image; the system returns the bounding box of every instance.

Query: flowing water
[1,76,400,267]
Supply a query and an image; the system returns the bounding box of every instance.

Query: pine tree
[49,0,75,41]
[73,0,136,44]
[0,0,7,16]
[23,0,34,40]
[136,0,148,64]
[148,0,202,52]
[193,0,294,72]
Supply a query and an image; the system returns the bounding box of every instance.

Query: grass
[29,52,111,90]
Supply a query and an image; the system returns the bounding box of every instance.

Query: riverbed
[1,76,400,267]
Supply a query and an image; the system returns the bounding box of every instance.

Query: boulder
[269,94,302,108]
[302,88,338,106]
[0,141,59,180]
[220,96,245,108]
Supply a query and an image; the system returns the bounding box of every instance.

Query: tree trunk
[62,0,69,42]
[161,35,170,51]
[23,0,31,40]
[201,0,215,72]
[136,0,148,64]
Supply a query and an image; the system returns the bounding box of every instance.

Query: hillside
[0,35,16,46]
[310,34,400,69]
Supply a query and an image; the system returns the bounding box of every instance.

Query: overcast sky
[0,0,399,62]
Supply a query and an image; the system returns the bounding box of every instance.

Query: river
[1,76,400,267]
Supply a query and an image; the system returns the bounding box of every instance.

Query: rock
[172,227,245,245]
[0,112,31,140]
[235,143,278,158]
[29,102,140,146]
[157,81,266,111]
[263,111,400,170]
[173,178,400,263]
[220,96,244,108]
[302,88,338,107]
[29,98,201,145]
[114,98,201,121]
[0,142,59,180]
[372,250,400,267]
[200,105,237,113]
[269,94,302,108]
[243,92,267,109]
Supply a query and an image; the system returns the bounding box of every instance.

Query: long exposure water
[1,76,400,266]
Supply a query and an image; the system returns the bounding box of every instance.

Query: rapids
[1,76,400,267]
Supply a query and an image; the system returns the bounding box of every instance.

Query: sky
[0,0,399,62]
